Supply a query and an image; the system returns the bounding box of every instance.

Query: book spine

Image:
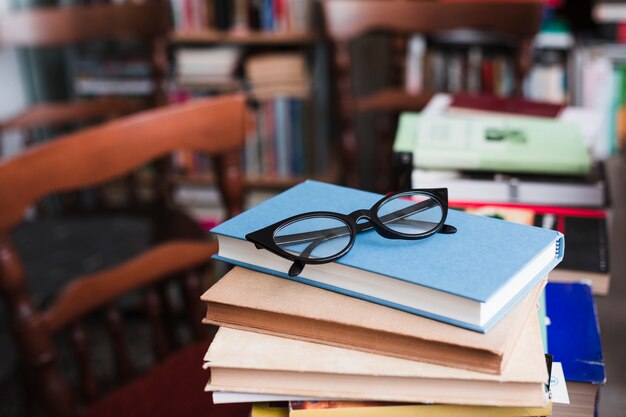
[288,0,308,33]
[254,102,264,177]
[233,0,248,32]
[277,0,286,32]
[275,97,289,176]
[183,0,193,31]
[205,0,215,29]
[447,54,463,93]
[404,35,426,95]
[466,46,482,94]
[170,0,182,30]
[291,99,303,175]
[248,0,262,30]
[214,0,232,31]
[262,0,274,32]
[263,100,277,175]
[481,58,493,95]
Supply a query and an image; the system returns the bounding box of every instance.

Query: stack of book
[393,94,611,295]
[173,47,242,91]
[394,94,606,207]
[544,282,606,417]
[71,45,155,97]
[245,53,310,100]
[201,180,565,416]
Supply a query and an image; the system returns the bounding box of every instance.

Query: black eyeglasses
[245,188,457,277]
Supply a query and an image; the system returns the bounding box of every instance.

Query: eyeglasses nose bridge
[349,209,373,223]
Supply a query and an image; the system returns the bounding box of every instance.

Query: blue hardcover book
[545,282,606,384]
[211,181,564,332]
[262,0,274,31]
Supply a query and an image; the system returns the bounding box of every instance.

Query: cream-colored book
[202,267,545,374]
[204,314,548,407]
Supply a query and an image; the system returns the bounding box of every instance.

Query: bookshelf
[170,30,317,45]
[166,1,335,225]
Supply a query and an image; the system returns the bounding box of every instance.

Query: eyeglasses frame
[245,188,455,277]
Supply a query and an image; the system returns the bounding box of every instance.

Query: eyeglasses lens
[273,216,352,260]
[375,192,443,236]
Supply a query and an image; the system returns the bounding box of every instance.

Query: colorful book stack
[202,180,565,416]
[545,282,606,417]
[450,202,610,295]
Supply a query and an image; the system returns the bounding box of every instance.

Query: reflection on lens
[375,191,443,236]
[273,216,351,260]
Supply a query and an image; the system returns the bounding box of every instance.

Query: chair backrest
[0,2,171,133]
[321,0,543,190]
[0,95,246,416]
[0,2,170,48]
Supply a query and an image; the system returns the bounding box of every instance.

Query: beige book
[250,84,310,100]
[202,267,545,374]
[246,55,310,89]
[204,314,549,407]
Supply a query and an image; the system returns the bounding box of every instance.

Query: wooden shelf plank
[353,89,432,113]
[169,30,317,45]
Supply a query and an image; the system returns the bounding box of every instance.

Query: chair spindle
[183,268,206,341]
[70,322,99,403]
[105,305,134,383]
[145,286,170,361]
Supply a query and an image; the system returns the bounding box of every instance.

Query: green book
[394,113,592,176]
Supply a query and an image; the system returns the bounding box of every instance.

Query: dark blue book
[545,282,606,384]
[262,0,274,31]
[211,181,564,332]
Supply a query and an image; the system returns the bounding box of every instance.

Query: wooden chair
[0,95,251,417]
[321,0,544,191]
[0,2,170,149]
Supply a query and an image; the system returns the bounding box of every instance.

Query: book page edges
[202,267,544,357]
[203,314,547,383]
[202,308,501,374]
[205,371,546,408]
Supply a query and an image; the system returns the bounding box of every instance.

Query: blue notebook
[212,181,564,332]
[545,282,606,384]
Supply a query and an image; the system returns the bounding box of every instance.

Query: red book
[273,0,287,31]
[450,93,565,118]
[480,59,493,95]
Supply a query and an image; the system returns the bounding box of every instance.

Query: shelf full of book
[168,0,315,39]
[167,1,335,227]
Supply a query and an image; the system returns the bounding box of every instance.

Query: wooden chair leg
[183,269,207,341]
[21,366,37,417]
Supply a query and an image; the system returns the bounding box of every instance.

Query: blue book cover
[546,282,606,384]
[212,181,564,332]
